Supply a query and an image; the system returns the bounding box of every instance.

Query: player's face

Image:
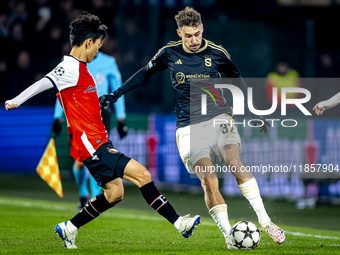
[177,24,203,52]
[87,37,103,63]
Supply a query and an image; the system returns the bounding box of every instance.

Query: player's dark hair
[69,11,107,47]
[175,7,201,28]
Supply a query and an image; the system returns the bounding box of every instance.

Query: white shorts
[176,114,242,173]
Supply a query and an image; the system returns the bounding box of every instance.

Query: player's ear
[176,29,182,38]
[84,38,93,49]
[201,24,204,33]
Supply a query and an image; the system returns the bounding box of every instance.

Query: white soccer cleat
[177,214,201,238]
[225,231,236,249]
[55,221,78,249]
[262,222,285,244]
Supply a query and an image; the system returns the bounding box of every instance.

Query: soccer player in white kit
[5,12,200,249]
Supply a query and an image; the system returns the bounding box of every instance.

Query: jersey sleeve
[146,48,168,73]
[119,47,168,95]
[216,49,241,78]
[45,61,79,92]
[5,77,53,106]
[215,47,255,114]
[318,92,340,110]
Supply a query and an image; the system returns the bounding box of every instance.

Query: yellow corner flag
[36,138,63,198]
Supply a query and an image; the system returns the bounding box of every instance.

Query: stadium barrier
[1,106,339,202]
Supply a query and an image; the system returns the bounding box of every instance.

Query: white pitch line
[1,198,339,240]
[0,198,68,211]
[283,230,340,240]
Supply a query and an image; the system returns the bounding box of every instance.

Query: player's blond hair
[174,7,202,29]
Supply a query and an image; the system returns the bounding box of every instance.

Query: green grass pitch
[1,195,340,254]
[0,174,340,254]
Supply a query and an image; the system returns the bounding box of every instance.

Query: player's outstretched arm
[313,92,340,115]
[5,77,54,110]
[99,52,166,107]
[99,67,151,106]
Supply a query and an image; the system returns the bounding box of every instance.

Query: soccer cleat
[225,231,236,249]
[262,222,285,244]
[177,214,201,238]
[55,221,78,249]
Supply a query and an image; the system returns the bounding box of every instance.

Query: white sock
[173,216,182,230]
[209,204,231,239]
[238,178,271,226]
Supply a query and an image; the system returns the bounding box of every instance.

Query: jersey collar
[182,38,208,54]
[65,55,87,65]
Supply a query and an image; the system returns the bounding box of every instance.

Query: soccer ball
[230,221,261,249]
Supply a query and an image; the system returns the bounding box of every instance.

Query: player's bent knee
[137,168,152,186]
[123,160,153,187]
[229,158,242,168]
[104,189,124,204]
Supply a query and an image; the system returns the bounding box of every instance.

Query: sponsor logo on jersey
[54,66,65,76]
[84,85,97,93]
[175,72,185,84]
[108,148,119,154]
[175,59,182,64]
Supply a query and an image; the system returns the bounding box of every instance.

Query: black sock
[140,181,179,224]
[70,193,114,228]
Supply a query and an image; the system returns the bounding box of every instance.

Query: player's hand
[117,119,128,139]
[313,103,324,115]
[99,90,122,107]
[5,103,18,110]
[250,116,270,133]
[52,118,64,137]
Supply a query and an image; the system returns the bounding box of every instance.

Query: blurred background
[1,0,340,221]
[1,0,340,109]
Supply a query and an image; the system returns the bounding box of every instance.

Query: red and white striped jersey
[46,55,108,162]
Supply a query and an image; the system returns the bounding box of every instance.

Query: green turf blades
[0,196,339,254]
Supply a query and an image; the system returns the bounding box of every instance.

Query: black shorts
[83,141,131,187]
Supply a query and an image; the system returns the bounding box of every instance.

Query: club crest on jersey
[108,148,119,154]
[205,57,212,67]
[175,72,185,84]
[84,85,97,93]
[54,66,65,76]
